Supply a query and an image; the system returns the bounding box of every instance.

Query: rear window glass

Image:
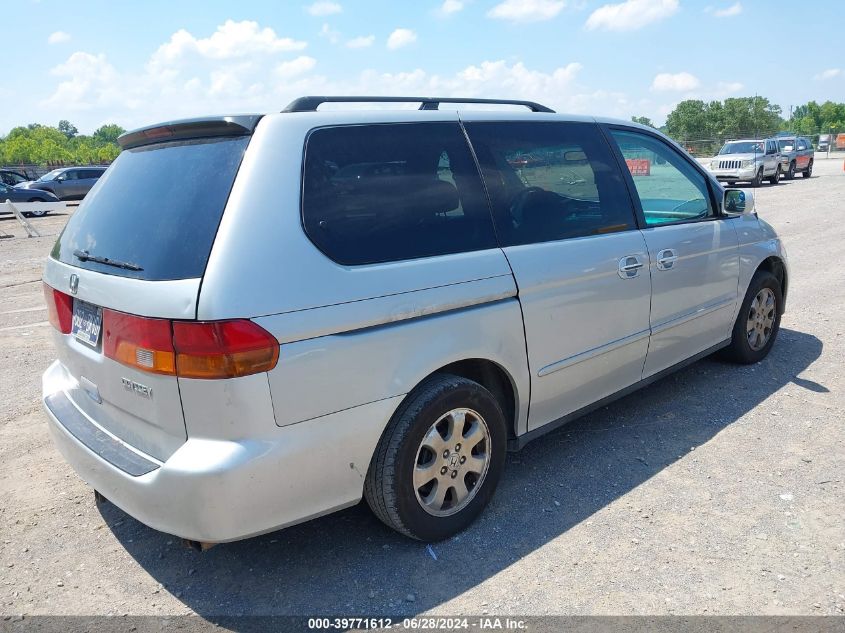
[302,122,497,265]
[52,136,249,281]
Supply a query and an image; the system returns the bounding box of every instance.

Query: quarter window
[610,129,714,226]
[464,122,636,246]
[302,123,497,265]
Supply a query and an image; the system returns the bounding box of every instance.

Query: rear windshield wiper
[73,249,143,272]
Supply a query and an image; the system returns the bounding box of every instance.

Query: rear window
[302,122,497,265]
[52,136,249,281]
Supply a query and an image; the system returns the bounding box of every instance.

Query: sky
[2,0,844,135]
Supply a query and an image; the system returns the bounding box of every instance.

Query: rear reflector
[100,309,278,379]
[44,283,73,334]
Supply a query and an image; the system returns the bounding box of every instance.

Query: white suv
[42,97,788,546]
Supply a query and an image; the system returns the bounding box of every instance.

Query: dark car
[776,136,813,179]
[0,182,61,216]
[0,169,30,187]
[15,166,106,201]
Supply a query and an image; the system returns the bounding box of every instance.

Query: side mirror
[723,188,755,215]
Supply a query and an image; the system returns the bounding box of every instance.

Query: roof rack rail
[282,96,555,113]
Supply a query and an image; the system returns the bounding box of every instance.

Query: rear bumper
[42,360,402,542]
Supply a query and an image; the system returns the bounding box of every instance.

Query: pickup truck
[777,136,813,179]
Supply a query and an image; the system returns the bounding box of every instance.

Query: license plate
[71,300,103,348]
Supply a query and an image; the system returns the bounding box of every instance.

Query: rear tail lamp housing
[43,283,73,334]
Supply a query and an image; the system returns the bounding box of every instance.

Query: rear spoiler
[118,115,263,150]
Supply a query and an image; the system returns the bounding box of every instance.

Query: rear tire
[364,374,507,541]
[26,198,48,217]
[802,159,813,178]
[721,271,782,364]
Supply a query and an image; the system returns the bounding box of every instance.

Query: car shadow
[98,328,823,620]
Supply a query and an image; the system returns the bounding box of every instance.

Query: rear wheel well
[432,359,518,442]
[756,256,787,312]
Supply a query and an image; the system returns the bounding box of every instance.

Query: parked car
[0,182,61,216]
[16,166,106,201]
[817,134,832,152]
[707,138,782,186]
[837,133,845,151]
[41,97,788,546]
[776,135,813,179]
[0,168,30,187]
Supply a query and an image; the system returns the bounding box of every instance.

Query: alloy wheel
[413,408,491,517]
[747,288,776,351]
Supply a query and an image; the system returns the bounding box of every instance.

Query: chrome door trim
[618,255,645,279]
[537,328,651,377]
[655,248,678,270]
[650,296,735,336]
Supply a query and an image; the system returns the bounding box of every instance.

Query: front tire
[785,161,796,180]
[364,374,507,541]
[722,271,782,364]
[768,165,781,185]
[751,168,763,188]
[802,159,813,178]
[26,197,48,217]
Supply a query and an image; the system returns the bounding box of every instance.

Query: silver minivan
[42,97,789,546]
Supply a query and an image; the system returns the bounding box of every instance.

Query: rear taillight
[101,310,278,379]
[43,283,73,333]
[103,310,176,375]
[173,320,280,379]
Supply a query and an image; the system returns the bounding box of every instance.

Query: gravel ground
[0,157,843,619]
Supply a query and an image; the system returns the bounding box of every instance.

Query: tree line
[0,120,125,167]
[3,97,844,166]
[633,97,845,142]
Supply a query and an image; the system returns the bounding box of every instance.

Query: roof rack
[282,96,555,113]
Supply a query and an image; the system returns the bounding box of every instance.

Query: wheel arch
[406,358,522,444]
[755,256,788,313]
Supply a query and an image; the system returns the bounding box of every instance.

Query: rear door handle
[656,249,678,271]
[618,255,644,279]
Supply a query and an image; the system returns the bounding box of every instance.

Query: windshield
[51,135,249,281]
[37,169,64,182]
[777,139,795,151]
[719,142,764,155]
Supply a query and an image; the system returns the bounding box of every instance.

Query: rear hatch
[43,117,259,461]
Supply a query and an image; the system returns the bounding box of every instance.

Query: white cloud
[319,23,341,44]
[148,20,306,72]
[487,0,565,22]
[651,71,700,92]
[346,35,375,49]
[814,68,842,81]
[586,0,678,31]
[47,31,70,45]
[276,56,317,78]
[716,80,743,94]
[437,0,465,16]
[713,2,742,17]
[306,1,342,16]
[37,20,641,133]
[386,28,417,50]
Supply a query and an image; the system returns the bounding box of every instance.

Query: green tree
[0,121,124,166]
[631,116,656,128]
[92,124,125,145]
[58,120,78,139]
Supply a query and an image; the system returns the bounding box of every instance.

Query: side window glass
[610,129,714,227]
[464,121,636,246]
[302,122,497,265]
[797,139,807,150]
